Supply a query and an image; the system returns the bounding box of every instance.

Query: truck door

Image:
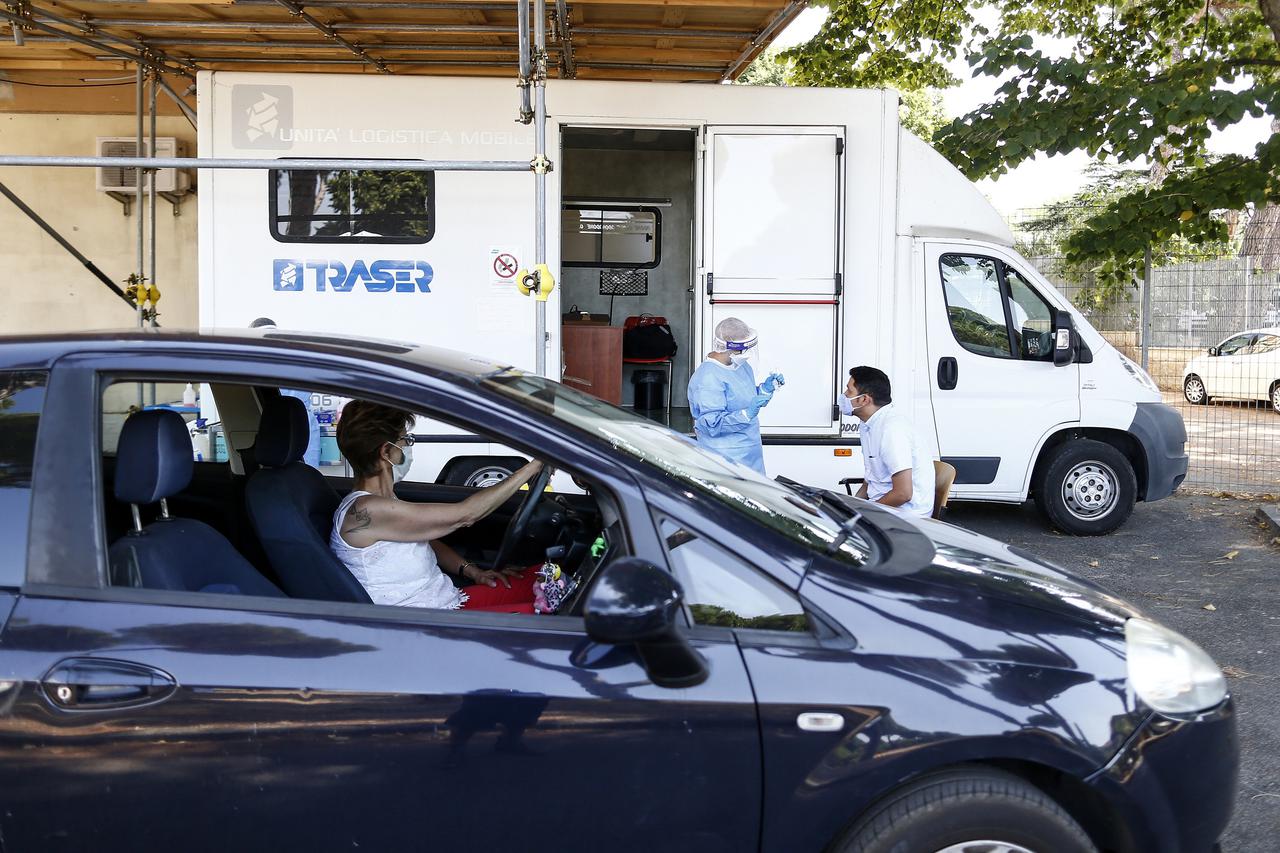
[701,127,843,433]
[923,243,1080,497]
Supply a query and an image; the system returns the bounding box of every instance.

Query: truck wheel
[438,456,525,488]
[1034,440,1136,536]
[1183,374,1209,405]
[834,767,1095,853]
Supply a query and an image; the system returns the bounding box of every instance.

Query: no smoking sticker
[488,247,522,290]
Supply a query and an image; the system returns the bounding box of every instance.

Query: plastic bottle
[182,383,197,407]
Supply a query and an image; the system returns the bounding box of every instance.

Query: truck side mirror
[1053,309,1075,367]
[584,557,708,688]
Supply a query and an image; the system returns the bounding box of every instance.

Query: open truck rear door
[700,127,844,434]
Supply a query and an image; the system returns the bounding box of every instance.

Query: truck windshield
[483,372,871,565]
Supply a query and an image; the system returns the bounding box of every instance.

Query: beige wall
[0,113,198,333]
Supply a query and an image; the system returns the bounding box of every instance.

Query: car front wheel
[1034,439,1137,535]
[1271,381,1280,415]
[1184,374,1209,405]
[834,767,1095,853]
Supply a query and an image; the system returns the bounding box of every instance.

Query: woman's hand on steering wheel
[463,563,525,589]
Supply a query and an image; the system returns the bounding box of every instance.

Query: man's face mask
[842,386,869,418]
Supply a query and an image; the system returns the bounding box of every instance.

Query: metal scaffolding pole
[0,180,135,308]
[149,71,159,331]
[533,0,549,376]
[0,156,527,171]
[155,75,197,129]
[135,63,144,334]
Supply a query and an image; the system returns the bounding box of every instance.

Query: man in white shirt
[842,366,935,519]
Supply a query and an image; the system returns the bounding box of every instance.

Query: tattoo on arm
[346,506,372,533]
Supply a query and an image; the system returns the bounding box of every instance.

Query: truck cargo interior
[559,126,696,431]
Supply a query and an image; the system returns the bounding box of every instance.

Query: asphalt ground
[948,494,1280,852]
[1164,390,1280,494]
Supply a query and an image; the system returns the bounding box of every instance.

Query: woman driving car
[330,400,543,613]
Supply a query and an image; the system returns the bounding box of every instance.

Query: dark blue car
[0,331,1236,852]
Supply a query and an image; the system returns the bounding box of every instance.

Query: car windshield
[483,372,872,565]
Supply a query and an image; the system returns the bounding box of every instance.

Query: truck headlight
[1118,353,1159,393]
[1125,618,1226,715]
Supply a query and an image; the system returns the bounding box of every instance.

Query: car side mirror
[1208,346,1219,357]
[1052,309,1075,367]
[584,557,708,688]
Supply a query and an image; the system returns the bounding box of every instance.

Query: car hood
[910,516,1142,629]
[823,499,1141,632]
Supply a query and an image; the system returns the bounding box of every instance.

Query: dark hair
[848,366,892,405]
[336,400,413,478]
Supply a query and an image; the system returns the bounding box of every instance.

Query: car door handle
[937,357,958,391]
[796,711,845,732]
[41,658,177,711]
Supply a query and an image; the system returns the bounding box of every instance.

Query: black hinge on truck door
[832,404,841,420]
[836,138,844,156]
[834,272,843,297]
[707,273,714,304]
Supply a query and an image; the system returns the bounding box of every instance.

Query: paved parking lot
[949,494,1279,851]
[1165,391,1280,494]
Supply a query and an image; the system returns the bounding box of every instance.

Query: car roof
[0,327,518,380]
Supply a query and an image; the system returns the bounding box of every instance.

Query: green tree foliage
[737,48,791,86]
[1019,164,1242,304]
[787,0,1280,295]
[743,43,947,138]
[783,0,970,90]
[934,0,1280,292]
[899,88,948,139]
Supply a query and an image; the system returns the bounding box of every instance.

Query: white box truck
[199,71,1186,534]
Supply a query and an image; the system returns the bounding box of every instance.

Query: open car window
[95,375,613,621]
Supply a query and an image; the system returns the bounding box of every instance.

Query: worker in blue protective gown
[687,317,785,475]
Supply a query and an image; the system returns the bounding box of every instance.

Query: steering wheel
[490,464,554,571]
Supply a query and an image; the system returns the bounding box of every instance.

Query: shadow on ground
[948,494,1279,852]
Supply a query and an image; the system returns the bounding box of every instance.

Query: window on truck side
[0,372,47,587]
[1003,266,1056,361]
[269,167,434,244]
[940,254,1058,362]
[940,255,1015,358]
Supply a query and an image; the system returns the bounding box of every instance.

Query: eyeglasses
[395,434,416,447]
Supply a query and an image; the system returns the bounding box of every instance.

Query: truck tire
[834,767,1095,853]
[438,456,525,488]
[1183,373,1209,405]
[1034,440,1136,536]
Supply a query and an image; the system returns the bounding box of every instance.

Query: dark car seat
[108,410,283,597]
[245,396,372,603]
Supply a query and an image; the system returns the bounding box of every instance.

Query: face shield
[713,326,762,373]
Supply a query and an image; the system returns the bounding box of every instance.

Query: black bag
[623,316,678,359]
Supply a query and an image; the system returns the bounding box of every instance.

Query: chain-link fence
[1013,207,1280,495]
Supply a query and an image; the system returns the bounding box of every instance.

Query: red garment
[460,565,538,614]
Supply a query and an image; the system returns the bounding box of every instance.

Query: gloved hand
[760,372,786,393]
[747,393,772,419]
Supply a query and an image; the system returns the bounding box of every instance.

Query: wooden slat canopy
[0,0,805,114]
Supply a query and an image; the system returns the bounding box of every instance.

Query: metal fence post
[1140,244,1152,370]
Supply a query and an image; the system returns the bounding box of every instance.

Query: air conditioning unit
[95,137,190,194]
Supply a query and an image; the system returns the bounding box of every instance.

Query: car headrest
[256,395,309,468]
[114,410,194,505]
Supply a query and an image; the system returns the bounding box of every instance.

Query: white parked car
[1182,326,1280,413]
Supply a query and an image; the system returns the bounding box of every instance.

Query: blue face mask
[838,394,855,417]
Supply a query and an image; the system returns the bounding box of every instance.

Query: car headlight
[1118,353,1159,393]
[1125,618,1227,715]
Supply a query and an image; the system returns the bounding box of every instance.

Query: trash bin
[632,369,665,411]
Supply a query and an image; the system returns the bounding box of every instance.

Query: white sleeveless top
[330,490,467,610]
